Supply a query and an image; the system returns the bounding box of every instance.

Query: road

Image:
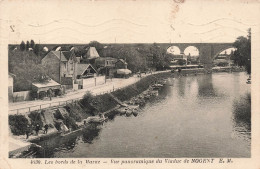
[9,71,169,114]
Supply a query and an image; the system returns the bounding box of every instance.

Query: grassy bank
[80,71,172,114]
[9,71,172,136]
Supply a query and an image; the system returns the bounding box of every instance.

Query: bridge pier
[162,43,233,71]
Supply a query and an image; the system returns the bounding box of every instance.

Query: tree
[12,61,48,91]
[232,28,251,74]
[9,50,48,91]
[26,41,30,51]
[34,44,40,56]
[30,40,35,49]
[149,43,169,70]
[20,41,26,51]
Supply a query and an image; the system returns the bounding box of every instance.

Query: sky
[0,0,259,44]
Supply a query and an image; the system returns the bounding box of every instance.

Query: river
[37,72,251,158]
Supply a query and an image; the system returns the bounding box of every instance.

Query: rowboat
[86,116,107,124]
[152,83,163,90]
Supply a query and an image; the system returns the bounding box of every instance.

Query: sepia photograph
[0,0,259,167]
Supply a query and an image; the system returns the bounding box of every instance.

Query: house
[82,47,100,64]
[95,57,117,68]
[41,50,78,84]
[115,59,128,69]
[62,51,78,80]
[113,59,132,78]
[32,79,62,99]
[76,64,97,79]
[75,64,105,89]
[95,57,117,76]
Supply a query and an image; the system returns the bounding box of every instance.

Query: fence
[9,71,167,115]
[9,99,79,115]
[8,84,130,115]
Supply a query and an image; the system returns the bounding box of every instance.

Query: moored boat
[125,109,133,116]
[86,115,107,124]
[152,83,163,90]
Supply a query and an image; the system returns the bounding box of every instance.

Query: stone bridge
[157,43,234,69]
[42,42,234,70]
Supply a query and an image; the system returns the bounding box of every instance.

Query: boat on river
[126,109,133,116]
[117,107,128,115]
[152,83,163,90]
[117,105,139,116]
[85,115,107,124]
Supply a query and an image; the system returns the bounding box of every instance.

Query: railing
[9,83,134,115]
[9,71,167,115]
[9,99,80,115]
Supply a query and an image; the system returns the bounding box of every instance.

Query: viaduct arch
[160,43,233,69]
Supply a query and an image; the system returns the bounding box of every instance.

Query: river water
[37,72,251,158]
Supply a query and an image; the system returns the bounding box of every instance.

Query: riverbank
[9,69,249,158]
[8,71,172,157]
[34,72,251,158]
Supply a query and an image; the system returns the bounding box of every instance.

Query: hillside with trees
[9,40,171,91]
[9,40,48,92]
[101,43,171,72]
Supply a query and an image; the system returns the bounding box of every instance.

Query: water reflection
[232,93,251,142]
[35,73,251,158]
[197,75,218,97]
[177,77,187,97]
[81,125,102,144]
[158,84,172,98]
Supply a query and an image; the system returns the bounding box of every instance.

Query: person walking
[35,124,40,136]
[44,124,49,134]
[25,125,31,139]
[47,88,53,101]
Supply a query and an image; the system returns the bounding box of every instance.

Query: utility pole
[59,49,61,84]
[124,56,127,69]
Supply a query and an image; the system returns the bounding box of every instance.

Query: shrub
[81,91,98,114]
[82,91,95,104]
[63,115,78,130]
[94,93,118,112]
[64,104,82,122]
[28,111,44,128]
[9,115,29,135]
